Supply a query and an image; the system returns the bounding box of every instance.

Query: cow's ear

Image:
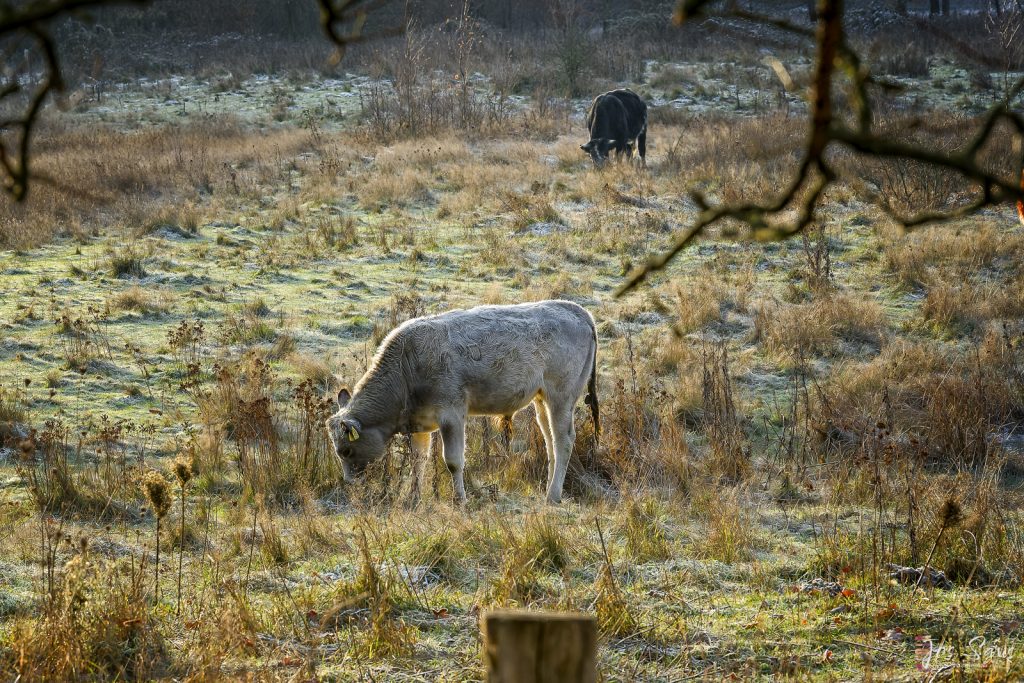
[337,387,352,409]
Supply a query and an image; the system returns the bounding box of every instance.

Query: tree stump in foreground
[483,610,597,683]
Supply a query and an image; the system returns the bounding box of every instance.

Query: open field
[2,12,1024,679]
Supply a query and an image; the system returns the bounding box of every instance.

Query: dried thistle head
[938,498,963,529]
[141,470,172,519]
[172,456,193,487]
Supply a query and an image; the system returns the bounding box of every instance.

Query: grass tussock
[691,488,757,564]
[755,293,888,361]
[4,552,165,680]
[324,529,417,659]
[815,333,1023,471]
[486,514,578,608]
[620,496,672,562]
[110,286,172,315]
[0,385,28,447]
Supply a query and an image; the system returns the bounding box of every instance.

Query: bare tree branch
[0,0,148,201]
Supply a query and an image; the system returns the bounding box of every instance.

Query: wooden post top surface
[483,609,596,622]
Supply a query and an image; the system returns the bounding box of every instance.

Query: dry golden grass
[287,351,336,390]
[755,293,888,362]
[110,286,174,315]
[0,117,310,248]
[7,553,165,680]
[357,166,434,210]
[691,487,758,563]
[882,222,1023,287]
[670,277,729,334]
[660,114,804,203]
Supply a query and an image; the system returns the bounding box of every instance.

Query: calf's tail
[583,323,600,447]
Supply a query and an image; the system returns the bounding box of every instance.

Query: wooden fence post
[483,610,597,683]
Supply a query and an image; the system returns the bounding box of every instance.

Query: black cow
[581,89,647,166]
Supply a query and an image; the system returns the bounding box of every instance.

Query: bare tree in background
[618,0,1024,295]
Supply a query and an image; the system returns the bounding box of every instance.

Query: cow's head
[581,138,617,165]
[326,388,387,481]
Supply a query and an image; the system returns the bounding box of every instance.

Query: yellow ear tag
[348,428,359,442]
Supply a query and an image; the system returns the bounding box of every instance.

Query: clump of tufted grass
[691,488,757,564]
[486,513,577,607]
[620,496,672,562]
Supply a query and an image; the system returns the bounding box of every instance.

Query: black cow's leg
[638,129,647,167]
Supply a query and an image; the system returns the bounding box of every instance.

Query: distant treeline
[47,0,1023,83]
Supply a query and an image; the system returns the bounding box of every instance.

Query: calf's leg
[545,404,576,505]
[411,431,433,498]
[533,398,555,485]
[440,418,467,504]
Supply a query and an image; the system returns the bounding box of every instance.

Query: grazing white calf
[326,300,599,504]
